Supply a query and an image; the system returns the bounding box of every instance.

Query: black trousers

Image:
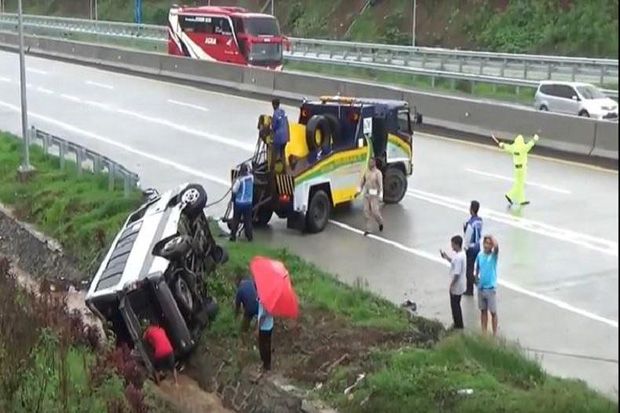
[465,249,478,295]
[230,204,253,241]
[258,329,272,370]
[450,293,464,329]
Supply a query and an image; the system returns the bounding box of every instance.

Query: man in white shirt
[440,235,467,329]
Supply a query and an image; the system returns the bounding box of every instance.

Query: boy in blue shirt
[257,299,274,371]
[475,235,499,336]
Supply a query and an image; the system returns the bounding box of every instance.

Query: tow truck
[225,96,420,234]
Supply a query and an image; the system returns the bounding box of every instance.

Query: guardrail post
[500,60,506,77]
[600,66,605,85]
[479,59,484,75]
[76,147,85,176]
[421,54,427,68]
[430,75,435,88]
[571,65,577,82]
[523,61,528,80]
[547,64,553,80]
[59,140,67,170]
[93,154,102,174]
[123,173,131,198]
[108,161,116,191]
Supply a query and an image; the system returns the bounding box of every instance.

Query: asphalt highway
[0,50,617,398]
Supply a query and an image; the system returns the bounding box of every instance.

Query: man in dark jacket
[271,98,289,162]
[463,200,483,296]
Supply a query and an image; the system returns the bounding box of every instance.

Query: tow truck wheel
[174,276,194,315]
[306,189,331,233]
[383,167,408,204]
[253,208,273,227]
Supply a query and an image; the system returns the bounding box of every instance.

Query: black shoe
[379,224,384,232]
[229,237,236,242]
[505,195,513,205]
[521,201,530,206]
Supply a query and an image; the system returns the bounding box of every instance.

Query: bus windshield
[243,17,280,36]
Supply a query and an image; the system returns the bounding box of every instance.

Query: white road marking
[79,99,247,150]
[26,68,47,75]
[408,189,618,256]
[85,80,114,90]
[0,100,228,186]
[59,94,82,103]
[167,99,210,112]
[464,167,571,194]
[0,76,10,83]
[36,87,54,95]
[329,220,618,329]
[84,100,111,110]
[0,98,615,330]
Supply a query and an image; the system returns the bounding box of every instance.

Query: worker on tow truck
[225,96,420,235]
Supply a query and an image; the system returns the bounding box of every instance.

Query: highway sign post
[17,0,34,177]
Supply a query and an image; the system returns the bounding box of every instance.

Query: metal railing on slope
[28,127,140,197]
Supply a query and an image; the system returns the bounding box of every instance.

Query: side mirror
[571,95,580,101]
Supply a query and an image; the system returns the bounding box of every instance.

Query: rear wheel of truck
[306,189,331,233]
[174,276,194,316]
[383,167,408,204]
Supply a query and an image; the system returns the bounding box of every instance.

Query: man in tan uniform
[360,158,384,236]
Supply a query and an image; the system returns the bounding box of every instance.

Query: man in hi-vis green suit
[491,133,540,206]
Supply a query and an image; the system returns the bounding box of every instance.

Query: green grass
[322,334,616,413]
[212,240,411,333]
[285,60,538,105]
[0,132,142,275]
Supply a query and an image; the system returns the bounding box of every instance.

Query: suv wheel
[539,105,548,111]
[254,207,273,227]
[174,276,194,315]
[306,189,331,233]
[180,184,208,219]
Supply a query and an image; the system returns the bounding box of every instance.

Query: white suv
[534,81,618,120]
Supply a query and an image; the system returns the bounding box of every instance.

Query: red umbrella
[250,256,299,319]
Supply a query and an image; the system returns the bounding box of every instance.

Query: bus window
[243,17,280,36]
[180,15,232,35]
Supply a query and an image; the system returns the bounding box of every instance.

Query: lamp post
[17,0,33,175]
[271,0,275,16]
[411,0,417,47]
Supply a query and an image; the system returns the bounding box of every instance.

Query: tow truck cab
[227,96,419,234]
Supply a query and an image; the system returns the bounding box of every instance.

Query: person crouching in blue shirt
[235,272,258,332]
[271,98,289,163]
[230,162,254,242]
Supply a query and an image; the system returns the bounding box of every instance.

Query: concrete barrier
[0,32,617,161]
[242,67,276,96]
[592,121,620,159]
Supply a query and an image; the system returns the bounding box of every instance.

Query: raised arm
[525,134,539,153]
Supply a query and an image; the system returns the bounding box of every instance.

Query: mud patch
[188,309,443,413]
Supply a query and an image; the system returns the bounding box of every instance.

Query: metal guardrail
[29,126,140,197]
[0,12,618,96]
[288,38,619,86]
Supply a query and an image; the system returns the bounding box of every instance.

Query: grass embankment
[0,132,141,275]
[0,131,615,412]
[197,241,616,413]
[0,133,167,412]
